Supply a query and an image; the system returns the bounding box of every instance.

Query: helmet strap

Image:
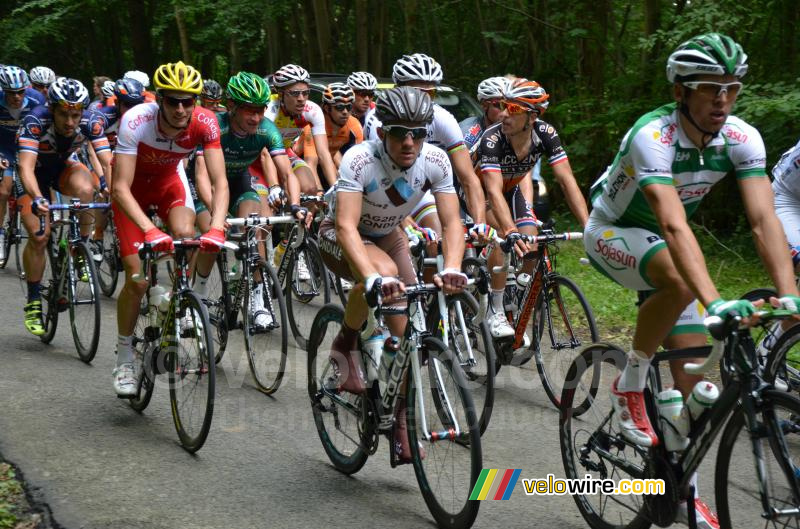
[678,93,718,149]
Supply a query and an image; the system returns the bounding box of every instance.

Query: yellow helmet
[153,61,202,95]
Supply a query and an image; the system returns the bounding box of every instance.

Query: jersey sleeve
[196,108,221,150]
[114,110,142,156]
[726,120,767,179]
[304,102,327,136]
[425,146,456,194]
[629,125,675,188]
[262,119,287,157]
[17,113,43,154]
[477,128,502,176]
[434,107,466,154]
[336,146,367,193]
[85,111,110,153]
[535,121,568,166]
[773,139,800,182]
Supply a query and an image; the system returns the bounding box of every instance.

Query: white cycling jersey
[365,104,466,155]
[772,138,800,201]
[265,96,326,149]
[331,140,455,237]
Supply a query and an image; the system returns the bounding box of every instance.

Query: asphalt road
[0,263,726,529]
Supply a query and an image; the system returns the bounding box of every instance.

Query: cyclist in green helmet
[583,32,800,529]
[192,71,308,328]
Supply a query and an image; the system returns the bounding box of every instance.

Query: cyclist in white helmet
[346,71,378,127]
[29,66,55,96]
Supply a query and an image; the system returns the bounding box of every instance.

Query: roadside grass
[0,460,42,529]
[550,213,772,345]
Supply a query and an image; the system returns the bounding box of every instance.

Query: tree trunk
[230,36,241,72]
[174,4,191,63]
[128,0,154,71]
[369,1,387,74]
[311,0,332,71]
[355,0,369,70]
[474,0,495,66]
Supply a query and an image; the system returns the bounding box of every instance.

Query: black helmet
[202,79,223,100]
[375,86,434,126]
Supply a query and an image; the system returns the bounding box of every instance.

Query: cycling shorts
[228,165,261,216]
[113,172,194,258]
[486,185,537,229]
[585,212,707,335]
[16,160,91,215]
[774,189,800,267]
[318,218,416,290]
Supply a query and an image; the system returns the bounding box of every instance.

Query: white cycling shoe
[610,376,659,447]
[250,285,273,329]
[297,254,310,281]
[487,311,515,339]
[112,363,140,397]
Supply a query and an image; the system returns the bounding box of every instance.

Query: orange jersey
[293,115,363,159]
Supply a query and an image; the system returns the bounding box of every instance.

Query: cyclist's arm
[86,142,103,183]
[518,169,535,205]
[334,191,376,280]
[193,154,215,210]
[202,147,229,231]
[95,149,112,190]
[17,151,43,200]
[483,169,516,236]
[260,150,279,188]
[271,153,301,204]
[434,191,466,271]
[111,153,156,232]
[643,183,720,306]
[739,177,800,296]
[451,148,486,224]
[551,160,589,227]
[333,150,342,168]
[312,133,337,188]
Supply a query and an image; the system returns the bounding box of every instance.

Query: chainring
[642,452,680,527]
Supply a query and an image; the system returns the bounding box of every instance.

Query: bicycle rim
[560,343,650,529]
[97,228,120,297]
[69,242,101,363]
[39,242,60,344]
[167,290,216,452]
[244,263,288,394]
[534,275,599,410]
[286,240,330,349]
[307,303,369,474]
[408,337,481,528]
[206,252,230,364]
[716,389,800,528]
[129,297,155,412]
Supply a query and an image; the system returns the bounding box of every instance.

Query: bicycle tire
[307,303,370,474]
[129,297,155,412]
[286,237,330,349]
[427,291,496,436]
[69,241,101,363]
[0,215,11,269]
[764,323,800,393]
[534,274,600,410]
[97,218,120,297]
[407,336,482,529]
[560,343,650,529]
[207,252,231,364]
[243,261,288,394]
[14,210,26,280]
[167,290,216,453]
[715,389,800,529]
[40,241,60,344]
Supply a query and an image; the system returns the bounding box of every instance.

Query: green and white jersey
[215,111,286,173]
[589,102,767,233]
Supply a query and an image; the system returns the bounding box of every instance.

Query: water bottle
[657,389,689,452]
[516,273,531,288]
[148,285,166,327]
[684,381,719,423]
[379,336,400,389]
[273,239,288,267]
[363,329,386,385]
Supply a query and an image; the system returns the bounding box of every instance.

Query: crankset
[642,452,680,527]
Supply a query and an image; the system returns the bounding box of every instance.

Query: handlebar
[227,215,295,227]
[35,200,111,236]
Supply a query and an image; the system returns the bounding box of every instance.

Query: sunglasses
[383,125,427,140]
[332,103,352,112]
[163,95,196,108]
[5,89,25,96]
[285,89,311,98]
[498,101,530,115]
[682,80,743,98]
[417,87,437,98]
[354,90,375,98]
[32,83,48,90]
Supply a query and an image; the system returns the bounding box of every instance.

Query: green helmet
[666,33,748,83]
[226,71,271,105]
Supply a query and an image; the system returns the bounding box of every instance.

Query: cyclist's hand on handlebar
[144,227,174,253]
[707,298,757,324]
[268,185,284,208]
[503,231,529,258]
[0,157,9,170]
[468,223,495,245]
[199,227,225,253]
[365,274,405,302]
[32,196,49,215]
[435,267,468,295]
[290,204,312,228]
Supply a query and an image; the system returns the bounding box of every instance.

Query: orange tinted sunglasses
[498,100,529,115]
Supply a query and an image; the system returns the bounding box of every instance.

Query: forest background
[2,0,799,230]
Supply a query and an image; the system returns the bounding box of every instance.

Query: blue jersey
[0,88,45,160]
[17,105,110,174]
[94,104,121,148]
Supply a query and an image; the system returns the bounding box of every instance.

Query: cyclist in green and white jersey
[584,33,800,528]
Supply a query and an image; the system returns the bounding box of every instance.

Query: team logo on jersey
[657,123,677,146]
[26,123,41,137]
[724,124,748,145]
[91,121,103,137]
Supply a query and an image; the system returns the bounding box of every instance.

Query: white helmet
[124,70,150,88]
[392,53,443,85]
[101,80,115,98]
[29,66,56,87]
[346,71,378,91]
[272,64,310,88]
[476,76,509,101]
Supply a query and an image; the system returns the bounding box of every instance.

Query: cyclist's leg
[19,193,51,335]
[411,191,440,283]
[290,151,322,195]
[0,171,11,227]
[113,202,148,367]
[58,160,96,239]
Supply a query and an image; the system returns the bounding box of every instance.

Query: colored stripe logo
[469,469,522,500]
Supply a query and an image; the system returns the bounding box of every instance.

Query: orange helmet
[504,78,549,115]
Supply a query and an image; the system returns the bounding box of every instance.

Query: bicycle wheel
[307,303,370,474]
[97,219,120,297]
[205,252,230,364]
[533,275,600,409]
[167,290,216,453]
[428,291,496,436]
[716,389,800,528]
[40,241,60,344]
[407,336,482,528]
[765,324,800,394]
[13,211,26,280]
[69,241,101,363]
[129,296,155,412]
[243,261,288,394]
[560,343,650,529]
[0,216,11,269]
[286,237,330,349]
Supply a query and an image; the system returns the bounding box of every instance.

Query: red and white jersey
[115,102,221,179]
